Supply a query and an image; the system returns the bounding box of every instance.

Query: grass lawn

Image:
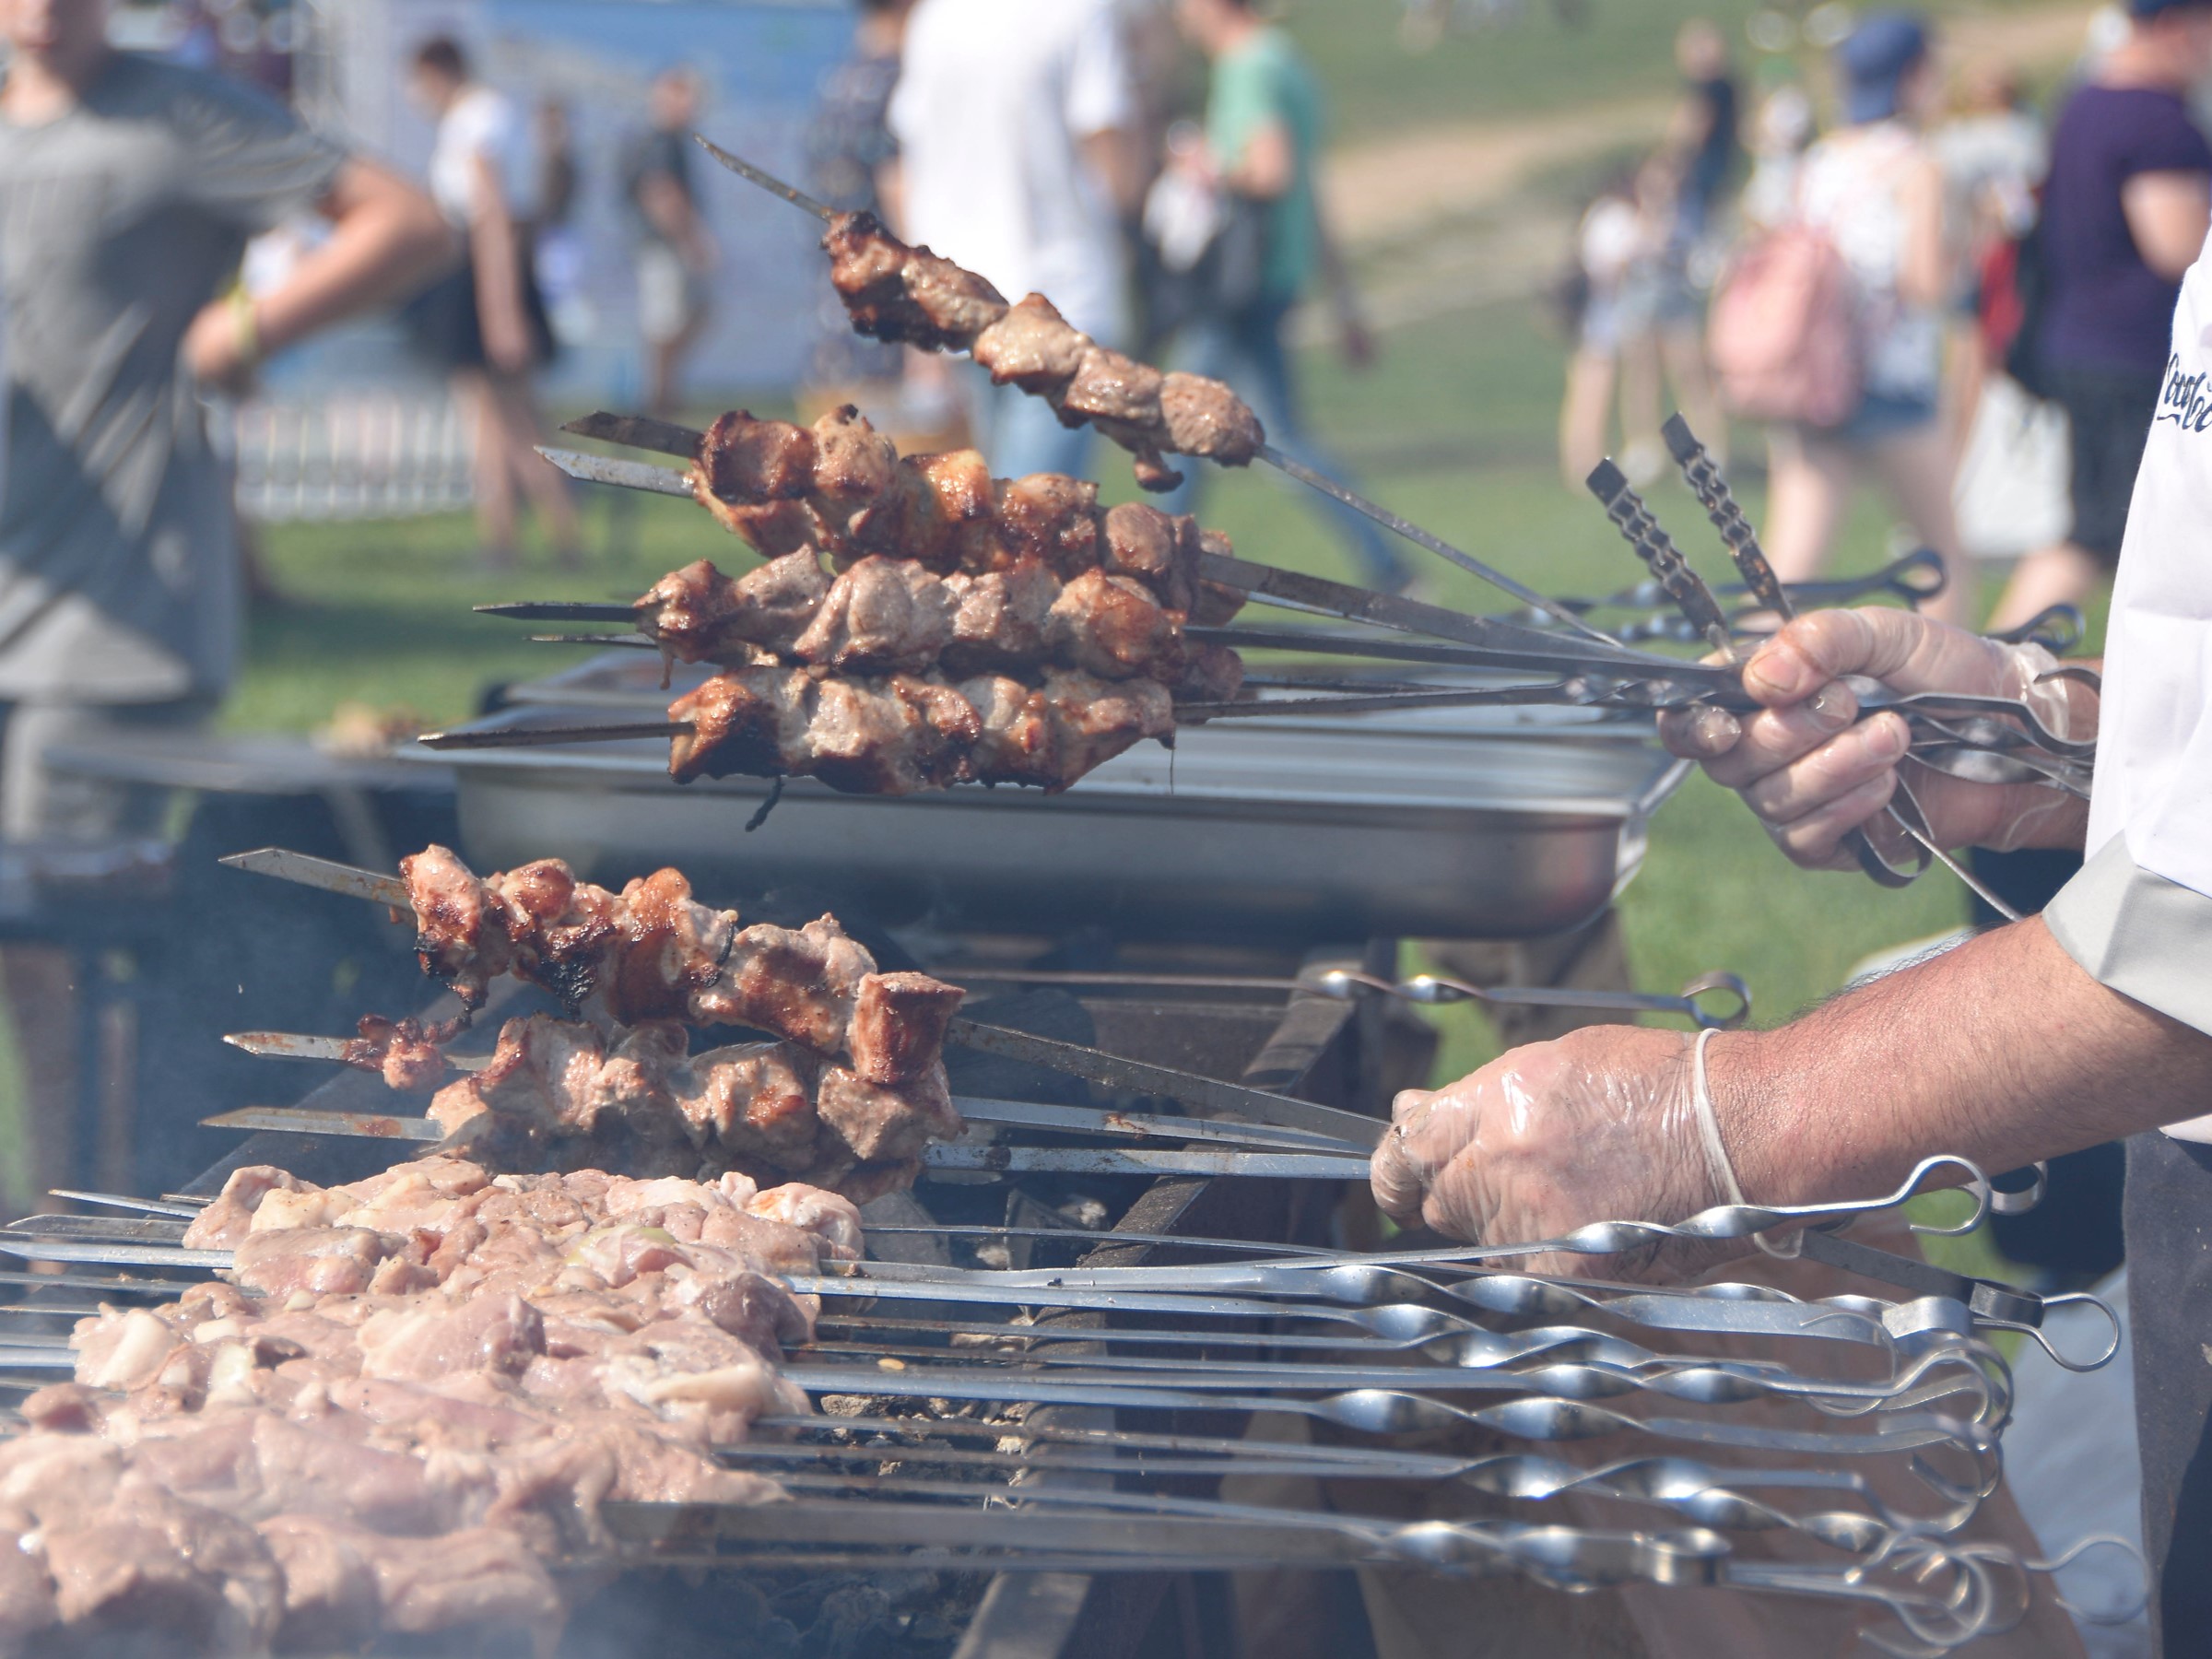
[1279,0,2070,142]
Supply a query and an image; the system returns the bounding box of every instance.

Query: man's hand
[1658,608,2090,869]
[1371,1025,1726,1275]
[182,297,257,396]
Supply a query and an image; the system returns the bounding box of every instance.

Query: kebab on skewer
[324,847,969,1198]
[817,213,1261,493]
[571,406,1246,794]
[345,1009,963,1201]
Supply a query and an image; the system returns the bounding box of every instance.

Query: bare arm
[2124,171,2212,282]
[638,171,712,267]
[465,151,533,373]
[185,158,453,390]
[1720,914,2212,1207]
[1373,912,2212,1256]
[1227,117,1295,203]
[1894,152,1949,310]
[1077,126,1143,218]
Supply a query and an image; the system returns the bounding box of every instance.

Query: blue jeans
[968,372,1097,480]
[1156,296,1410,592]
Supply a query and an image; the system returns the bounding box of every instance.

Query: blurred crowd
[1557,1,2212,633]
[794,0,1409,589]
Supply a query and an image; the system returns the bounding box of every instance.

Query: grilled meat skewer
[675,405,1250,625]
[820,215,1261,492]
[395,847,964,1076]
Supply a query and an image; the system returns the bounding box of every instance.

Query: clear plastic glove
[1371,1026,1738,1278]
[1657,608,2090,871]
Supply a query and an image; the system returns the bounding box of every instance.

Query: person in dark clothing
[1672,18,1739,239]
[626,67,717,418]
[1988,0,2212,631]
[804,0,912,390]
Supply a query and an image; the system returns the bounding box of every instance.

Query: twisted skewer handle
[1583,461,1733,654]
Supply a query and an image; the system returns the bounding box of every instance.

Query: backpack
[1707,224,1864,428]
[1980,203,2052,403]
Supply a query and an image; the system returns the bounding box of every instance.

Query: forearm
[469,205,525,331]
[1715,915,2212,1205]
[255,161,452,357]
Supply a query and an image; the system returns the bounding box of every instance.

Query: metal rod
[415,721,691,751]
[1256,443,1615,641]
[536,445,695,499]
[559,411,701,458]
[694,135,836,220]
[217,847,407,908]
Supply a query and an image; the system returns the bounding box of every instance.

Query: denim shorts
[1828,390,1939,445]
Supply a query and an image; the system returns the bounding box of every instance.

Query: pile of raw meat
[0,1154,861,1655]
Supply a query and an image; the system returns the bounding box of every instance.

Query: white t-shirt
[1798,122,1942,405]
[2083,232,2212,903]
[2052,228,2212,1139]
[888,0,1135,345]
[429,85,535,226]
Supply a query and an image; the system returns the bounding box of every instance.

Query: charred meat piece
[1045,671,1178,782]
[339,1016,454,1092]
[972,293,1091,392]
[942,556,1059,675]
[1191,530,1251,626]
[694,410,818,503]
[822,211,1008,349]
[1054,345,1166,429]
[1175,641,1249,706]
[816,1060,960,1162]
[956,670,1174,790]
[1045,569,1183,683]
[994,472,1101,577]
[401,845,514,1014]
[635,554,829,665]
[1129,448,1186,495]
[808,403,900,533]
[1161,371,1266,465]
[793,555,959,674]
[691,490,828,560]
[1101,502,1200,617]
[848,972,968,1085]
[606,866,741,1026]
[847,449,996,571]
[677,1041,824,1168]
[669,667,809,786]
[694,916,877,1053]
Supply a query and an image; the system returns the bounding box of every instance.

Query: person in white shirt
[886,0,1140,477]
[405,35,579,570]
[1369,218,2212,1648]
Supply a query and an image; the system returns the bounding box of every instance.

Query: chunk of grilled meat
[669,666,1174,793]
[678,404,1239,618]
[822,212,1263,490]
[424,1013,963,1194]
[340,1016,462,1092]
[394,849,963,1083]
[824,209,1010,350]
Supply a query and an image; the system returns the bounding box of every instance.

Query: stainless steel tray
[407,654,1688,941]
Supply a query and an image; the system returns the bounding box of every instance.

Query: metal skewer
[535,434,1696,674]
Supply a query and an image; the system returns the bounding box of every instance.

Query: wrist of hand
[229,288,264,371]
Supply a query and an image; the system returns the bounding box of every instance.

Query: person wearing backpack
[1712,14,1969,624]
[1986,0,2212,633]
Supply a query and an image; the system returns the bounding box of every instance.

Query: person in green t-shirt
[1165,0,1407,591]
